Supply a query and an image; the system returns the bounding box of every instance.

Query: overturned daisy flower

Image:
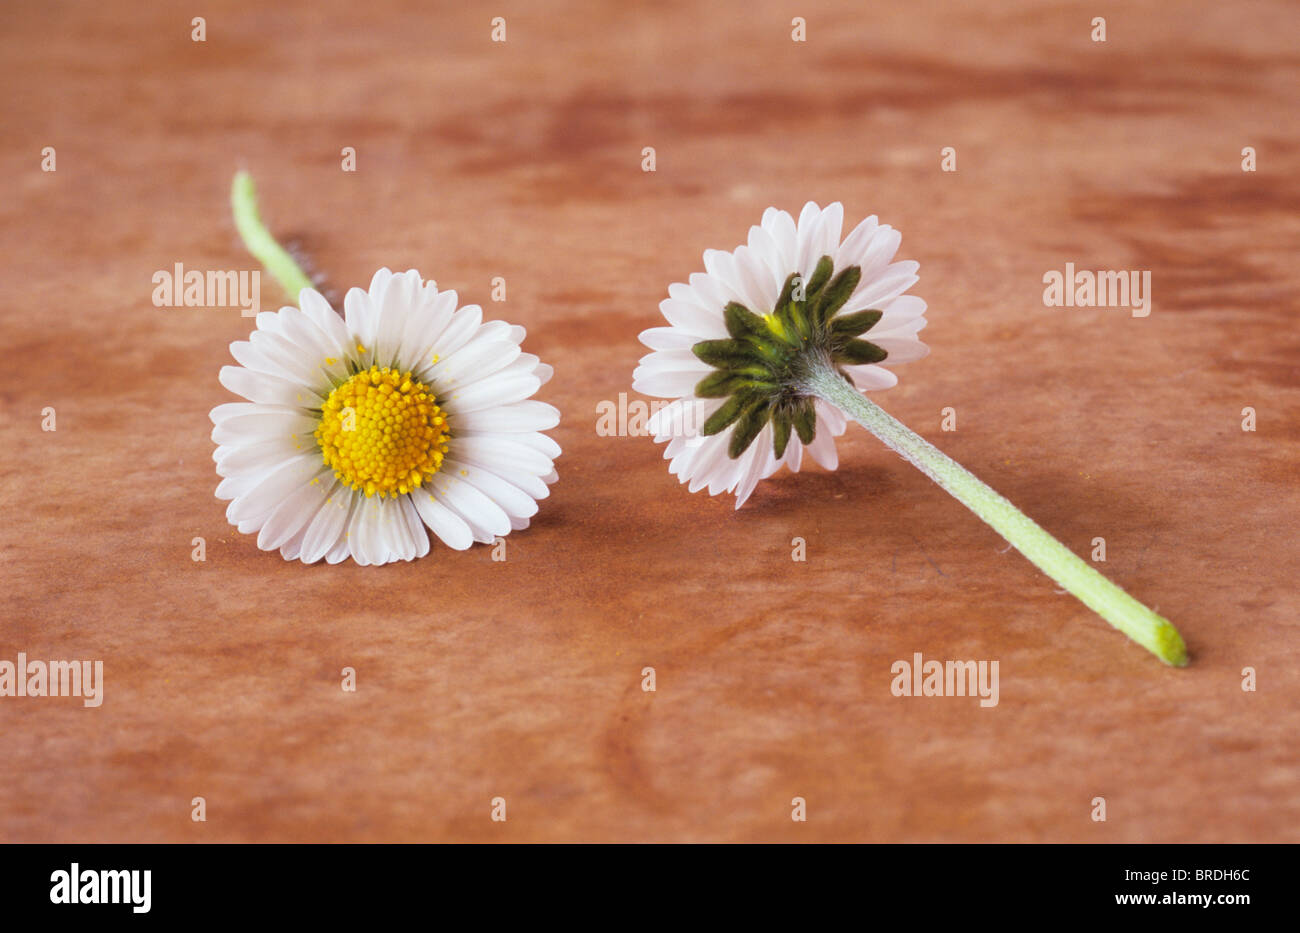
[634,201,1187,666]
[211,173,559,564]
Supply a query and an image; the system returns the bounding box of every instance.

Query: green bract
[691,255,887,459]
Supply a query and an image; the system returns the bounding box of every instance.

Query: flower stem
[805,363,1188,666]
[230,170,313,303]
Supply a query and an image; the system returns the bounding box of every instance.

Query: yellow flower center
[314,366,449,498]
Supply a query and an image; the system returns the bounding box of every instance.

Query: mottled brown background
[1,0,1297,843]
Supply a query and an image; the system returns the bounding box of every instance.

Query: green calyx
[691,255,887,459]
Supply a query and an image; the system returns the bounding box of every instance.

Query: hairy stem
[230,171,313,303]
[806,363,1188,666]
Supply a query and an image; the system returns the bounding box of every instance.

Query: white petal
[398,287,459,373]
[761,207,799,270]
[845,261,919,312]
[834,215,880,269]
[211,407,317,445]
[680,275,732,322]
[300,488,355,564]
[647,397,717,440]
[658,297,727,338]
[411,492,474,550]
[278,302,352,382]
[257,471,334,551]
[708,449,748,495]
[432,337,520,389]
[845,364,899,392]
[228,340,313,387]
[399,496,431,559]
[386,494,418,561]
[703,248,763,313]
[873,338,931,365]
[452,435,553,475]
[466,461,549,499]
[733,425,777,508]
[442,459,538,520]
[325,533,352,564]
[869,315,928,340]
[811,202,844,267]
[685,434,732,493]
[805,415,840,471]
[631,365,707,399]
[215,438,305,477]
[247,328,332,387]
[778,435,804,475]
[879,294,927,321]
[278,523,311,561]
[220,366,322,408]
[431,471,510,541]
[374,269,421,367]
[744,224,788,305]
[210,402,260,424]
[444,371,541,414]
[299,289,350,352]
[372,496,406,565]
[226,453,322,525]
[215,473,260,501]
[818,402,848,436]
[454,400,559,433]
[794,201,824,278]
[430,304,484,360]
[508,431,562,460]
[842,224,900,285]
[635,346,711,371]
[345,496,373,566]
[734,244,781,311]
[343,286,376,351]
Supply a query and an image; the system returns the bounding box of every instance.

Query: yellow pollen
[314,365,449,498]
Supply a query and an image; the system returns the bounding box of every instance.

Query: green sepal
[774,299,808,344]
[728,399,771,458]
[695,370,762,398]
[813,266,861,326]
[723,302,769,341]
[792,397,817,444]
[775,271,801,311]
[804,256,834,303]
[831,309,883,339]
[835,339,888,365]
[702,393,751,436]
[772,414,792,459]
[693,339,759,369]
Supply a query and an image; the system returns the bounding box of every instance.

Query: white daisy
[633,201,929,508]
[210,268,560,565]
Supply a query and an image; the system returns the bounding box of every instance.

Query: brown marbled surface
[1,0,1297,842]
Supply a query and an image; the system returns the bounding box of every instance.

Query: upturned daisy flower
[634,201,1188,666]
[634,201,927,508]
[211,174,559,564]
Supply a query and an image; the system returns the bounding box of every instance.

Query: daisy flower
[633,201,1188,666]
[212,175,559,565]
[634,201,927,508]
